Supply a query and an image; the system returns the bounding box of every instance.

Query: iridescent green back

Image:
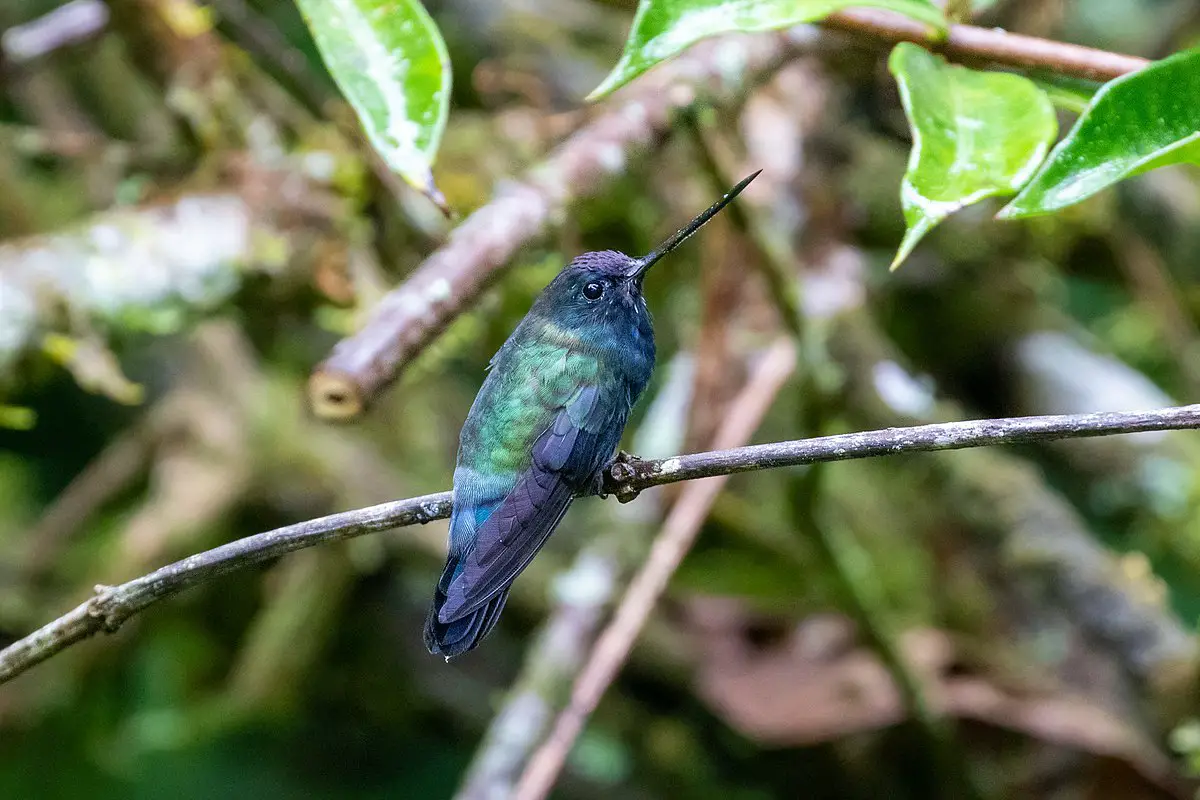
[458,320,602,475]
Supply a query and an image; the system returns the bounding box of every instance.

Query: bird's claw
[594,450,642,503]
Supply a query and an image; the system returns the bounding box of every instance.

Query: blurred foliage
[3,0,1200,798]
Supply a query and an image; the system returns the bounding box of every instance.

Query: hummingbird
[424,170,760,658]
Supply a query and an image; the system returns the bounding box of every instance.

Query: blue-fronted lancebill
[424,170,761,658]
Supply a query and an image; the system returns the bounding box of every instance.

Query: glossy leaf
[889,43,1057,269]
[295,0,451,207]
[590,0,946,99]
[1001,47,1200,219]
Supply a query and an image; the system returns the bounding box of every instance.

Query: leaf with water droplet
[1000,46,1200,219]
[888,43,1056,269]
[590,0,946,100]
[296,0,451,210]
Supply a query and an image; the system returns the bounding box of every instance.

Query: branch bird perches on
[3,403,1200,685]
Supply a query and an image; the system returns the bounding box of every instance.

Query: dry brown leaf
[686,603,1191,798]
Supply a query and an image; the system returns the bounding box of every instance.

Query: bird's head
[531,170,760,333]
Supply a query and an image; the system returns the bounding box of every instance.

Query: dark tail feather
[424,556,510,659]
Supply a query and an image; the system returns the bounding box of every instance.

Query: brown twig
[451,548,621,800]
[5,403,1200,685]
[514,338,798,800]
[0,493,452,686]
[692,123,979,796]
[0,0,109,63]
[307,29,813,420]
[821,8,1149,82]
[455,337,778,800]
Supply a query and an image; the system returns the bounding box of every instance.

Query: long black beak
[630,169,761,280]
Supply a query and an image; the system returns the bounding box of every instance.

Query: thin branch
[455,340,794,800]
[0,494,454,685]
[607,404,1200,495]
[822,8,1149,82]
[517,410,1200,800]
[307,29,814,421]
[693,122,977,795]
[1,0,109,63]
[3,403,1200,685]
[515,338,798,800]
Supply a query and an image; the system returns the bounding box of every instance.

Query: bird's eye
[582,281,605,301]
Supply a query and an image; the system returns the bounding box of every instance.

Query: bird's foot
[594,450,642,503]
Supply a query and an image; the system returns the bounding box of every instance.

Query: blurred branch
[0,171,342,381]
[452,548,625,800]
[694,108,979,799]
[0,194,251,377]
[21,418,157,578]
[822,8,1148,82]
[0,124,127,161]
[514,338,797,800]
[2,404,1199,678]
[454,337,781,800]
[686,114,804,340]
[308,28,816,420]
[0,0,109,63]
[209,0,337,114]
[1112,231,1200,397]
[828,311,1197,725]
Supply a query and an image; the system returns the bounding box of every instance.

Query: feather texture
[424,173,754,657]
[423,286,650,658]
[438,385,617,623]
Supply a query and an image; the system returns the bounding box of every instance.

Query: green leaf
[295,0,451,207]
[590,0,946,99]
[888,43,1057,269]
[1000,47,1200,219]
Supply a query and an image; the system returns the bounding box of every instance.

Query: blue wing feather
[434,385,620,628]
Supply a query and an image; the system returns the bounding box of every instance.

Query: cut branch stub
[308,370,367,421]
